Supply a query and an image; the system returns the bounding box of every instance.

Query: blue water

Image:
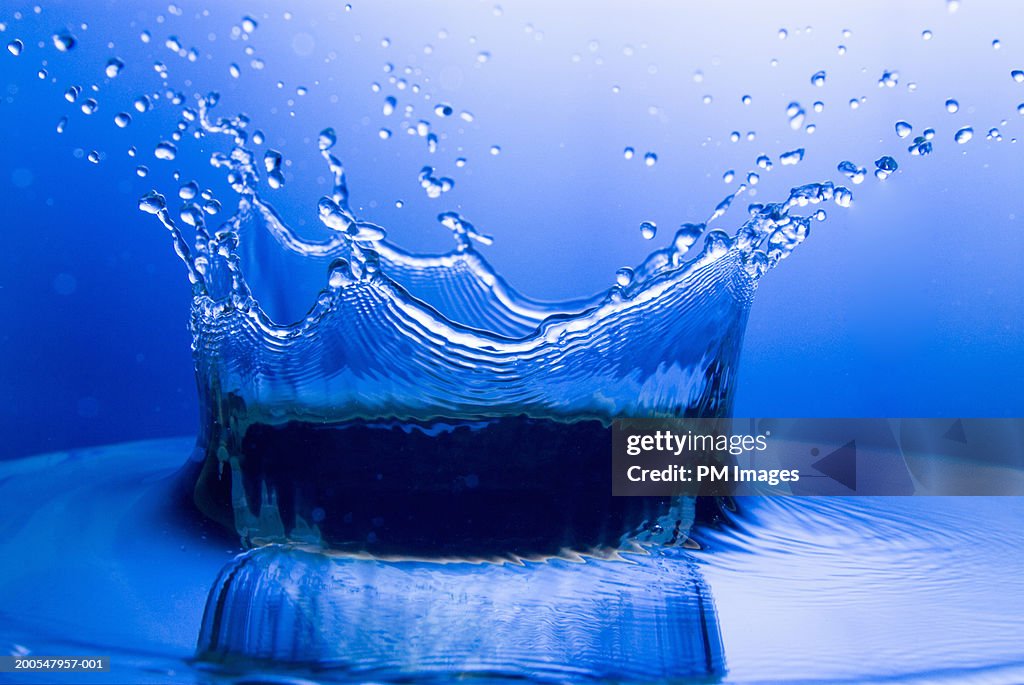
[1,1,1023,683]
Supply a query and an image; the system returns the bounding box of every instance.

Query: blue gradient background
[0,0,1022,460]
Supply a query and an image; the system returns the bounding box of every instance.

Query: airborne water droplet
[954,126,974,144]
[643,151,657,167]
[810,70,826,87]
[318,127,337,151]
[81,98,98,115]
[780,148,805,165]
[241,16,258,33]
[433,103,454,117]
[229,63,241,78]
[623,147,634,160]
[56,116,67,133]
[945,99,959,113]
[615,267,634,287]
[138,191,166,215]
[7,39,23,56]
[114,112,132,128]
[134,95,152,113]
[52,33,75,52]
[640,221,657,240]
[838,160,867,184]
[105,58,124,78]
[895,120,913,138]
[154,141,178,160]
[382,96,396,116]
[489,145,501,156]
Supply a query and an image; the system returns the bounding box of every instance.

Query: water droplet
[489,145,501,156]
[252,130,265,145]
[1018,103,1024,116]
[455,157,467,168]
[229,63,241,78]
[615,267,634,287]
[786,101,805,129]
[837,45,847,55]
[105,57,124,78]
[52,32,76,52]
[778,28,788,40]
[895,121,913,138]
[643,151,657,167]
[318,127,337,151]
[433,103,454,117]
[723,169,735,183]
[56,116,67,133]
[133,95,152,113]
[138,191,166,215]
[476,51,490,64]
[922,30,933,41]
[992,39,1001,50]
[154,141,178,161]
[7,39,23,56]
[64,85,81,103]
[623,146,635,160]
[954,126,974,144]
[756,154,772,170]
[834,186,853,207]
[179,181,199,200]
[747,171,760,185]
[1012,70,1024,83]
[837,160,866,184]
[741,94,752,105]
[241,16,258,33]
[810,70,826,87]
[878,70,899,88]
[114,112,131,128]
[640,221,657,240]
[140,31,151,44]
[379,128,392,139]
[945,98,959,113]
[81,98,98,115]
[780,148,805,165]
[382,96,396,116]
[136,165,148,177]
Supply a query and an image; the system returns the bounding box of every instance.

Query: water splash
[133,92,853,551]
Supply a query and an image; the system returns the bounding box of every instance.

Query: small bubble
[945,98,959,113]
[643,151,657,167]
[954,126,973,144]
[639,221,657,240]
